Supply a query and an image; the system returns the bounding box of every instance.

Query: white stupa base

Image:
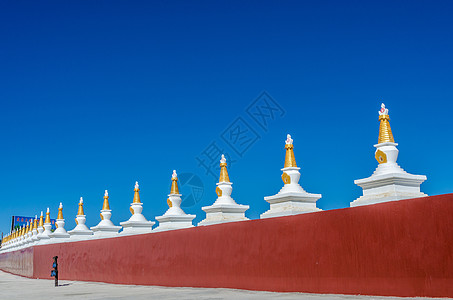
[154,214,195,232]
[352,172,427,207]
[119,202,154,235]
[52,231,70,239]
[198,203,249,226]
[69,216,93,237]
[261,192,322,219]
[90,224,122,237]
[38,231,52,243]
[69,227,94,238]
[119,220,154,235]
[90,210,122,237]
[52,219,70,239]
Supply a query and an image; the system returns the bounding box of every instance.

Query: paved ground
[0,271,448,300]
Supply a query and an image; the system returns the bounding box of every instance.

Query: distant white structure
[52,203,70,239]
[198,155,249,226]
[69,197,93,239]
[40,208,53,242]
[154,170,196,232]
[351,103,427,207]
[261,134,322,219]
[91,190,122,236]
[119,182,154,235]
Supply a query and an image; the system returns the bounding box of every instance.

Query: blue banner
[11,215,56,232]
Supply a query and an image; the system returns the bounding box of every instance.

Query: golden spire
[57,202,64,219]
[133,181,141,203]
[284,134,297,168]
[45,207,51,224]
[77,197,84,215]
[102,190,110,210]
[378,103,395,143]
[219,154,230,183]
[39,211,44,227]
[26,222,30,234]
[33,216,38,230]
[170,170,179,194]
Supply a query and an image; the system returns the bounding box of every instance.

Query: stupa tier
[198,155,249,226]
[154,170,196,232]
[261,134,322,219]
[351,103,427,207]
[119,182,154,235]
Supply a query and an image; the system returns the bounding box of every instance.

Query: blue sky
[0,0,452,235]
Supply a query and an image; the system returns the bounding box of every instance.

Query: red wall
[3,194,453,297]
[0,247,33,278]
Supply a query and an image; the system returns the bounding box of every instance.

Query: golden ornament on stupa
[378,103,395,144]
[39,211,44,227]
[218,154,230,183]
[45,208,51,224]
[102,190,110,210]
[133,181,141,203]
[57,203,64,220]
[33,217,38,230]
[170,170,179,195]
[284,134,297,168]
[77,197,84,215]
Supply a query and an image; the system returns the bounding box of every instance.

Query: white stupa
[39,208,53,242]
[119,182,154,235]
[24,222,32,246]
[351,103,427,207]
[198,154,249,226]
[27,221,34,243]
[154,170,196,232]
[261,134,322,219]
[52,202,70,239]
[90,190,122,237]
[69,197,93,238]
[31,216,39,242]
[36,211,45,241]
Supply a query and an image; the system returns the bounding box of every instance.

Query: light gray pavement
[0,271,448,300]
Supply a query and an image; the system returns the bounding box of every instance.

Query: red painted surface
[2,194,453,297]
[0,247,33,277]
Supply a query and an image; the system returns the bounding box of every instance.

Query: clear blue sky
[1,0,452,235]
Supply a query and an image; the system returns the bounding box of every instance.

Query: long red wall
[2,194,453,297]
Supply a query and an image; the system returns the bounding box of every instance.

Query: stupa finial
[219,154,230,183]
[78,197,84,215]
[39,211,44,227]
[284,134,297,168]
[103,190,110,210]
[45,207,51,224]
[133,181,141,203]
[378,103,395,143]
[33,216,38,230]
[170,170,179,194]
[57,202,64,220]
